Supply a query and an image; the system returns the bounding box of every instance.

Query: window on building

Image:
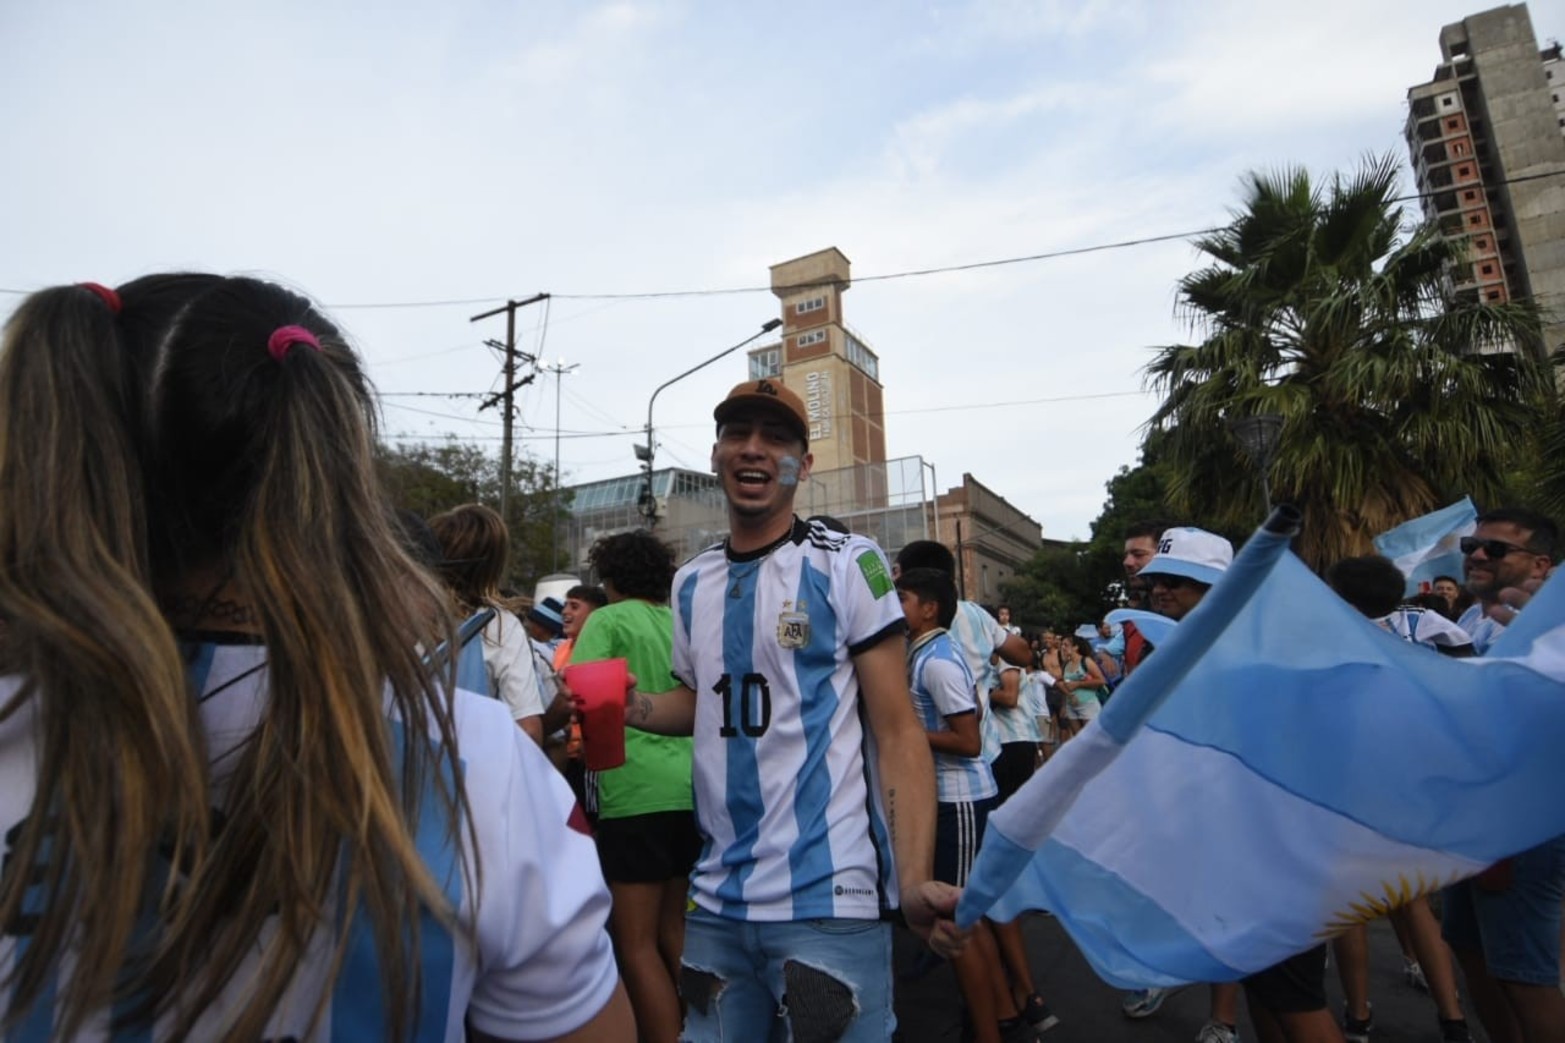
[749,347,781,379]
[1441,96,1455,107]
[796,295,826,315]
[1464,190,1477,201]
[843,333,880,381]
[796,330,827,348]
[1486,288,1502,301]
[1481,263,1495,275]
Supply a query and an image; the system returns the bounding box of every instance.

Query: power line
[9,169,1562,309]
[378,391,488,398]
[383,387,1157,443]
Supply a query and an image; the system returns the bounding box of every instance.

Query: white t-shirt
[0,639,617,1041]
[483,613,545,721]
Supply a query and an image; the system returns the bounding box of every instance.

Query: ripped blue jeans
[680,905,894,1043]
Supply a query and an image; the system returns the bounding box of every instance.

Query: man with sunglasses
[1456,508,1558,656]
[1443,507,1565,1043]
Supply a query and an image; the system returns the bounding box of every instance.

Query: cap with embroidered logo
[1140,527,1234,587]
[713,379,810,447]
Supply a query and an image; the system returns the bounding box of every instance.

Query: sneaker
[1403,958,1429,992]
[1020,994,1060,1032]
[1194,1021,1239,1043]
[1438,1018,1474,1042]
[1122,987,1173,1019]
[1000,1016,1051,1043]
[1343,1002,1373,1043]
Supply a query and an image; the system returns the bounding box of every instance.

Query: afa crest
[777,601,810,649]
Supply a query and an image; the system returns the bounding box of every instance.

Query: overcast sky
[4,0,1548,539]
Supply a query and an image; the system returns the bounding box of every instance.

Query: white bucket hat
[1140,527,1233,586]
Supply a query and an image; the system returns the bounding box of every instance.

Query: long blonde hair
[0,276,470,1040]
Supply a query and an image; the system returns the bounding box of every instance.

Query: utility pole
[471,293,549,517]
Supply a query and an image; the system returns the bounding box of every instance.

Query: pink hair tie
[266,324,321,362]
[78,282,122,314]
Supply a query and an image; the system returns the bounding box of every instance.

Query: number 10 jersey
[671,517,907,922]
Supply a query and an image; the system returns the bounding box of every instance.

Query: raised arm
[997,630,1031,667]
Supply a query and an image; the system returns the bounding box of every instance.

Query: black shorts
[1241,944,1328,1014]
[934,797,995,888]
[595,810,702,884]
[1045,685,1066,721]
[991,742,1038,807]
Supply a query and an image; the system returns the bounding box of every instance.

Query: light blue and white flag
[1103,608,1175,651]
[957,510,1565,988]
[1373,497,1478,596]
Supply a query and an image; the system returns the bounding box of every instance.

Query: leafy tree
[1001,543,1110,635]
[1146,154,1551,570]
[376,438,572,588]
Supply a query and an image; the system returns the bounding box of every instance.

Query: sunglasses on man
[1145,573,1197,590]
[1459,536,1534,560]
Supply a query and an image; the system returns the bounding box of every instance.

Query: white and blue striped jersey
[0,639,618,1041]
[1458,603,1505,655]
[948,600,1011,762]
[907,629,998,804]
[989,663,1043,745]
[1378,606,1474,652]
[671,517,908,922]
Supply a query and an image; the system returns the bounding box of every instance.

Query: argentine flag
[957,509,1565,988]
[1373,497,1478,596]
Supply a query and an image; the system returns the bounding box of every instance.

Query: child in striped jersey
[897,568,1041,1043]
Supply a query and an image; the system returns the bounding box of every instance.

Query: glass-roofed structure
[561,456,935,574]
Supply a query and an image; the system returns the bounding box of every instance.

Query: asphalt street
[892,914,1486,1042]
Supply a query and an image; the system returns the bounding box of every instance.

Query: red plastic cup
[563,658,628,771]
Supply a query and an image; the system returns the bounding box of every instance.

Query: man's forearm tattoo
[628,690,654,725]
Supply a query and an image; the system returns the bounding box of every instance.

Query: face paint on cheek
[778,455,801,487]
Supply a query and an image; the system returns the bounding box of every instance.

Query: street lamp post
[1229,413,1284,512]
[543,358,579,568]
[640,318,784,527]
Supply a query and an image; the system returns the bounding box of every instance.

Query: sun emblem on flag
[1314,870,1461,937]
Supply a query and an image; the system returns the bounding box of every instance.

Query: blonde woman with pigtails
[0,276,631,1042]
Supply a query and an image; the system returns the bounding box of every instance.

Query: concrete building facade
[1405,3,1565,354]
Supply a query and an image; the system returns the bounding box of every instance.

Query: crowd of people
[0,276,1559,1043]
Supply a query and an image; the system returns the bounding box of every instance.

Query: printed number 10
[714,672,772,738]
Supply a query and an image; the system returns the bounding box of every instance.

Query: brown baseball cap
[713,379,810,446]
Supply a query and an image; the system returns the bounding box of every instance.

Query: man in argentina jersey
[621,380,964,1042]
[0,638,628,1042]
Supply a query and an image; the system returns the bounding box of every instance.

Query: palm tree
[1146,154,1552,570]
